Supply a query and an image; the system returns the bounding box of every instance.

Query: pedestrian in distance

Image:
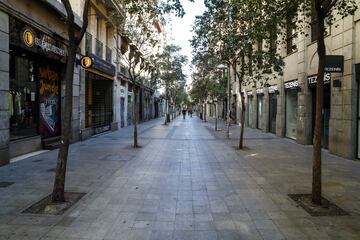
[182,108,186,120]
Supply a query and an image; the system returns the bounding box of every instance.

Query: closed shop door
[269,93,277,134]
[120,97,125,128]
[85,72,113,134]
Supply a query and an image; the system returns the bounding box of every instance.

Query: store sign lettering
[256,89,263,94]
[268,85,278,93]
[22,29,66,57]
[307,73,331,86]
[284,80,299,89]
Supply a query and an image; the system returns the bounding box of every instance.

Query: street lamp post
[217,64,230,138]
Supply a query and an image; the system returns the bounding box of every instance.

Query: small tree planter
[288,194,349,217]
[22,192,86,215]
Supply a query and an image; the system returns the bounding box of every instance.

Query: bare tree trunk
[312,1,325,205]
[204,102,207,122]
[239,54,246,149]
[133,88,139,148]
[52,43,76,202]
[52,0,89,202]
[164,95,168,125]
[239,92,246,149]
[215,103,218,131]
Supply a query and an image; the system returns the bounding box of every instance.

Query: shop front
[308,73,331,149]
[256,89,264,129]
[83,52,116,135]
[268,85,278,134]
[8,17,66,156]
[284,79,299,140]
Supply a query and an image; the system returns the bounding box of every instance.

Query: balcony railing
[95,38,103,58]
[106,46,112,62]
[85,33,92,53]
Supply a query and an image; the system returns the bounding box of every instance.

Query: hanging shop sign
[325,55,344,73]
[9,17,67,62]
[268,85,279,94]
[284,79,299,89]
[80,56,93,69]
[307,72,331,87]
[83,52,116,77]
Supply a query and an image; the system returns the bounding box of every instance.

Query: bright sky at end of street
[167,0,206,86]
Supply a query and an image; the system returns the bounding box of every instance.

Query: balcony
[95,38,103,58]
[106,46,112,63]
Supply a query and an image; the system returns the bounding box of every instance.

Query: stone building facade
[230,2,360,160]
[0,0,161,166]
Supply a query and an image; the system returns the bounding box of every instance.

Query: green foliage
[154,43,188,106]
[191,0,286,95]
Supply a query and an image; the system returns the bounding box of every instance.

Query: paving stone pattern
[0,116,360,240]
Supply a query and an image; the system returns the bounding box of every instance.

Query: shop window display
[9,55,38,139]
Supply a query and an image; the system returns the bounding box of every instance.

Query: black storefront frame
[356,64,360,159]
[9,46,63,141]
[85,71,113,134]
[268,93,277,134]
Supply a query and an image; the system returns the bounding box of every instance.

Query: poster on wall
[38,63,60,138]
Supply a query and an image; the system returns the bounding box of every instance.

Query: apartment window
[286,14,297,54]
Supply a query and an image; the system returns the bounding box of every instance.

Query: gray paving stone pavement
[0,116,360,239]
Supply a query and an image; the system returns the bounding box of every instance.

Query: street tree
[154,44,187,125]
[118,1,192,147]
[191,0,284,147]
[52,0,191,203]
[52,0,90,203]
[287,0,357,205]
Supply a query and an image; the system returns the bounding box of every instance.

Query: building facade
[234,4,360,160]
[0,0,161,166]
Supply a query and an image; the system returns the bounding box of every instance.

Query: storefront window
[9,55,38,140]
[269,93,277,134]
[286,89,298,139]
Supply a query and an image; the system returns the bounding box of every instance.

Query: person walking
[182,108,186,120]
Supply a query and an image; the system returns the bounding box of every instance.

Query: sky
[166,0,206,86]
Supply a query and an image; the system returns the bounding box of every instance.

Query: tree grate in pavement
[22,192,86,215]
[0,182,14,188]
[289,194,350,216]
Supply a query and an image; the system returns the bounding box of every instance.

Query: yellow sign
[23,30,35,47]
[80,56,93,69]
